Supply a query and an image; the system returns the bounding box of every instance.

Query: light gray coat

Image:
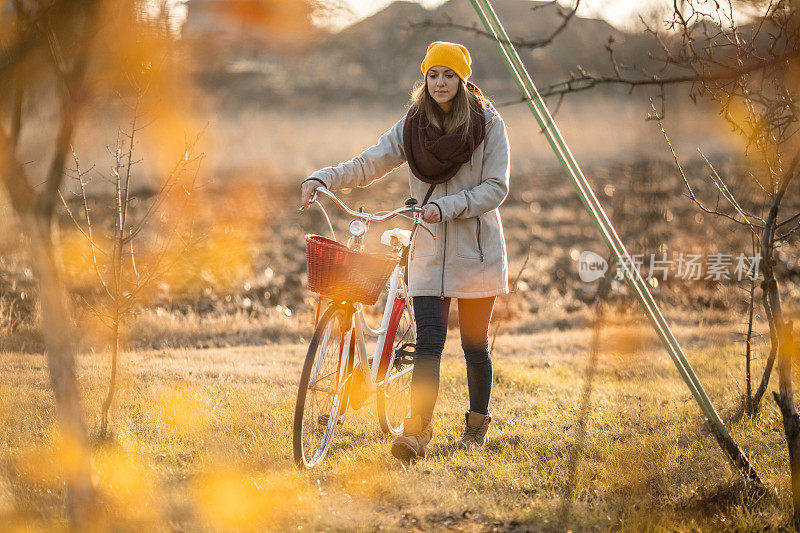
[307,107,510,299]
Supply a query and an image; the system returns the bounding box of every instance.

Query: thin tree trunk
[751,266,778,411]
[1,2,103,526]
[761,160,800,526]
[10,78,23,149]
[0,121,94,527]
[99,320,119,438]
[745,275,755,415]
[29,214,94,528]
[750,154,799,415]
[751,323,777,412]
[764,272,800,526]
[100,132,127,437]
[775,384,800,530]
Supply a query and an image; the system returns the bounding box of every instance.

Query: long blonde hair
[410,77,489,141]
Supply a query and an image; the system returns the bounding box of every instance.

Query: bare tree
[554,0,800,421]
[548,0,800,524]
[0,0,198,525]
[60,88,203,437]
[0,0,103,525]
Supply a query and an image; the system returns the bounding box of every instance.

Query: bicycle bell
[349,219,367,237]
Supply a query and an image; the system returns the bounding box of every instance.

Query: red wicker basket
[305,234,398,305]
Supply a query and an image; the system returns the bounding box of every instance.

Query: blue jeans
[409,296,496,425]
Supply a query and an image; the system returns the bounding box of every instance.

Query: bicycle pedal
[395,342,416,353]
[394,343,417,367]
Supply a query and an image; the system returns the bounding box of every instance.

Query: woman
[300,41,510,462]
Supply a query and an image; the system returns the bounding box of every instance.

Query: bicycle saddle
[380,228,412,248]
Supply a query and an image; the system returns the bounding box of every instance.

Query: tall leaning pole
[468,0,761,485]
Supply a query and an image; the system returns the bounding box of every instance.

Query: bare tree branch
[538,51,800,98]
[651,100,764,231]
[407,0,581,50]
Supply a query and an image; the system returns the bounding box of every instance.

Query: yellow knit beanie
[420,41,472,81]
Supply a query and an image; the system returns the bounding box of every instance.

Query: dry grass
[127,306,312,349]
[0,313,795,531]
[2,94,797,531]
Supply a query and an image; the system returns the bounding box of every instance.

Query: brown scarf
[403,83,487,185]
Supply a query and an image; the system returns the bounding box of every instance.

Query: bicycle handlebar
[301,187,424,222]
[298,187,436,239]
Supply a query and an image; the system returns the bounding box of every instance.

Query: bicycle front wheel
[377,299,416,436]
[293,304,349,468]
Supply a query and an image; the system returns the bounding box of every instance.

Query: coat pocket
[455,217,483,260]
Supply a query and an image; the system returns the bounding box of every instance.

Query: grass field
[3,95,800,531]
[1,309,795,531]
[4,5,800,528]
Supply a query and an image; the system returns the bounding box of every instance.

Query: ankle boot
[391,416,432,462]
[459,410,491,449]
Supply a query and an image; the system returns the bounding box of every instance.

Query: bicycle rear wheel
[377,300,416,436]
[293,305,350,468]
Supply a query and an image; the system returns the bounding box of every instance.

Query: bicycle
[294,187,435,468]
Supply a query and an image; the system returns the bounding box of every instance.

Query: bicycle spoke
[312,368,337,383]
[309,328,332,382]
[308,384,335,393]
[386,384,411,399]
[384,365,413,384]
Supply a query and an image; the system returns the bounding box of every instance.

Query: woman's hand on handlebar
[422,204,441,223]
[300,180,320,209]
